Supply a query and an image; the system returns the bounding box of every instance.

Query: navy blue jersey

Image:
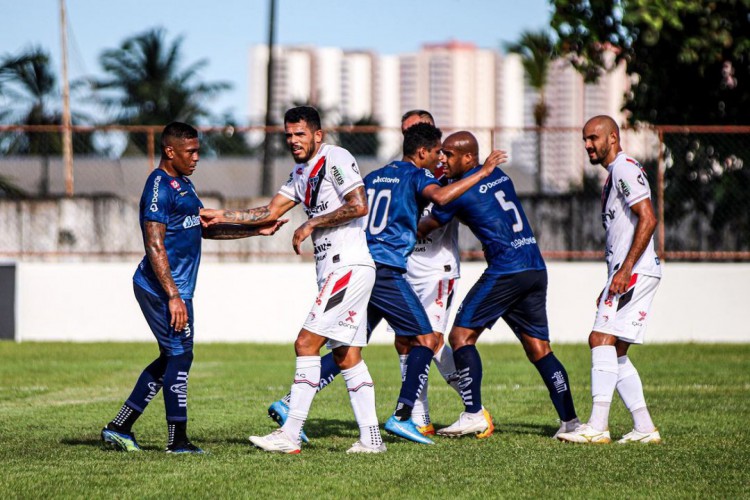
[431,166,545,275]
[364,161,440,271]
[133,169,204,299]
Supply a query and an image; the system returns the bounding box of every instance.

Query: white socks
[589,345,618,431]
[617,355,656,432]
[433,344,461,394]
[342,360,382,447]
[284,356,321,443]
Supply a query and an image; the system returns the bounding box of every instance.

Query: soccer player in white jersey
[201,106,384,454]
[386,110,481,437]
[558,115,663,445]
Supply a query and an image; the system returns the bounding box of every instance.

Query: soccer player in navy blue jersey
[418,131,581,438]
[363,123,507,444]
[101,122,285,454]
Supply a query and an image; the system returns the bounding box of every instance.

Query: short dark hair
[284,106,322,131]
[161,122,198,149]
[403,122,442,156]
[401,109,434,126]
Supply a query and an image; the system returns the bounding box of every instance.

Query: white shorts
[386,277,458,335]
[304,265,375,348]
[592,273,660,344]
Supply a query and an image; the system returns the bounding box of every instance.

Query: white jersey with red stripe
[601,152,662,278]
[278,143,374,280]
[406,167,460,283]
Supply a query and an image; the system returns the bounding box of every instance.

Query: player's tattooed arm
[292,186,368,255]
[143,221,188,331]
[201,194,296,226]
[202,219,289,239]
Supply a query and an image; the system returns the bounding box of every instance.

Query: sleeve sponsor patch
[618,178,631,197]
[332,165,345,186]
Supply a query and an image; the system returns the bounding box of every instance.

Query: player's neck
[158,161,179,178]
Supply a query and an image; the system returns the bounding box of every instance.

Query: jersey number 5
[367,188,391,235]
[494,190,523,232]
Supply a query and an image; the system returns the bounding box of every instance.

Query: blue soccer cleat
[384,416,434,445]
[101,427,141,452]
[268,400,309,444]
[166,441,205,454]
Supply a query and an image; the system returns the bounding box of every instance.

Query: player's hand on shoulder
[480,150,508,176]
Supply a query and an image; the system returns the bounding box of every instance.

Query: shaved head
[582,115,622,167]
[584,115,620,141]
[441,131,480,178]
[443,131,479,156]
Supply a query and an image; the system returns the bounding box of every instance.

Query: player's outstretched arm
[423,150,508,206]
[292,186,368,255]
[417,214,444,240]
[202,219,289,240]
[143,221,187,332]
[609,198,658,295]
[200,194,296,227]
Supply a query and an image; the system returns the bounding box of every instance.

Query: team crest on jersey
[309,176,320,191]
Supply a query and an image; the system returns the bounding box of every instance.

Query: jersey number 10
[367,188,391,235]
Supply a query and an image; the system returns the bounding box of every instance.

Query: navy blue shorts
[454,269,549,340]
[133,283,194,356]
[367,265,433,338]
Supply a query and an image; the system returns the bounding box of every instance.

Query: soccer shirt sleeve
[613,159,650,207]
[277,169,300,203]
[415,168,441,197]
[142,173,173,224]
[430,197,460,226]
[328,148,364,197]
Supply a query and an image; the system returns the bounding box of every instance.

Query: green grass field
[0,342,748,498]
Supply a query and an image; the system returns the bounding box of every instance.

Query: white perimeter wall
[14,262,750,344]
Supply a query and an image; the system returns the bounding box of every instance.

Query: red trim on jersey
[304,156,326,206]
[448,278,455,294]
[628,273,639,289]
[331,270,352,295]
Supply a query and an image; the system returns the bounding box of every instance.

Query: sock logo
[170,383,188,395]
[551,370,568,394]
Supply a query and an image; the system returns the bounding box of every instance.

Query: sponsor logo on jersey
[170,179,180,190]
[183,215,201,229]
[150,175,162,212]
[638,310,647,321]
[372,175,400,184]
[637,173,645,185]
[296,168,304,175]
[478,176,509,193]
[424,170,435,178]
[286,172,294,185]
[332,165,345,186]
[601,208,616,227]
[305,200,329,217]
[510,236,537,249]
[313,240,332,262]
[345,310,357,322]
[618,178,631,197]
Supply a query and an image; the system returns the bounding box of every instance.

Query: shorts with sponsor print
[592,273,660,344]
[133,282,194,356]
[367,264,434,339]
[303,265,375,348]
[454,269,549,340]
[386,277,458,335]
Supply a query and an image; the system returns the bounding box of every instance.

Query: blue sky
[2,0,551,123]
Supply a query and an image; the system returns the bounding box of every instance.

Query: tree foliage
[551,0,750,251]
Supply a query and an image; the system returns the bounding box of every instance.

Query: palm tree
[93,27,230,155]
[0,47,93,195]
[505,31,555,193]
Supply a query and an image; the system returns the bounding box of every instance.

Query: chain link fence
[1,124,748,261]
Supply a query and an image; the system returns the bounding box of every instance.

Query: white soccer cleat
[617,428,662,444]
[346,440,387,454]
[437,410,491,437]
[552,417,581,440]
[249,429,301,454]
[556,423,611,444]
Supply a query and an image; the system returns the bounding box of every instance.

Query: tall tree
[0,47,93,195]
[551,0,750,250]
[93,27,230,154]
[505,31,556,192]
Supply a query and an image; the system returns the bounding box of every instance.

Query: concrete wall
[10,261,749,344]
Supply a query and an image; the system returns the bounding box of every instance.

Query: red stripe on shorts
[331,270,353,295]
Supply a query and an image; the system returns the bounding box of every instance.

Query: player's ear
[313,128,323,144]
[165,145,174,159]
